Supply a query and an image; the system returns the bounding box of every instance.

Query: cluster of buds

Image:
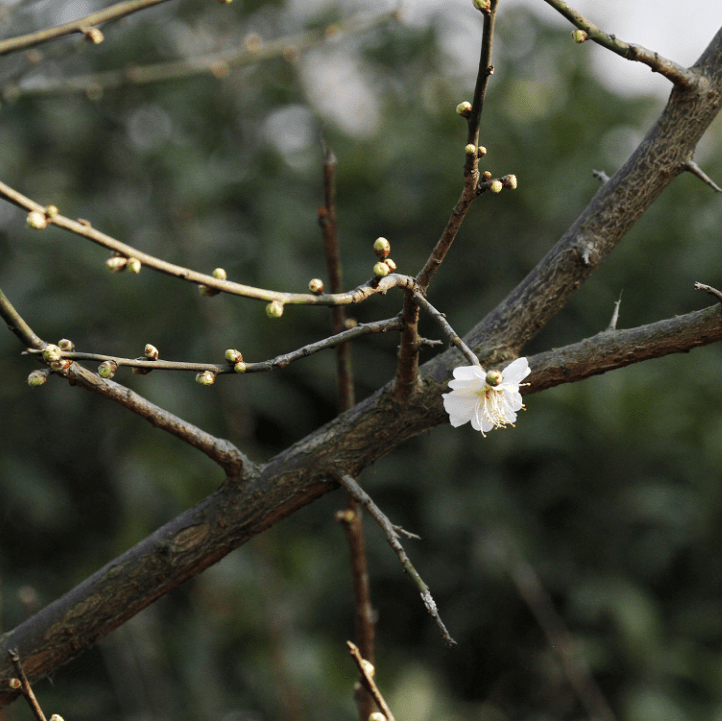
[225,348,247,373]
[372,237,397,278]
[26,205,56,229]
[199,267,227,297]
[106,253,141,273]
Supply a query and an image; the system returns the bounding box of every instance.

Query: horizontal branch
[2,301,721,704]
[541,0,700,89]
[0,0,173,57]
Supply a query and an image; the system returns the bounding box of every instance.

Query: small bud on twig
[477,146,488,158]
[373,262,390,278]
[8,678,21,690]
[489,179,503,193]
[196,370,216,386]
[384,258,397,272]
[465,144,477,156]
[58,339,75,352]
[234,361,247,373]
[26,211,47,229]
[83,26,104,43]
[503,174,518,189]
[481,171,492,181]
[373,237,391,259]
[212,268,227,280]
[106,256,128,272]
[225,348,243,364]
[199,284,220,297]
[42,344,62,362]
[473,0,491,10]
[126,257,141,273]
[45,205,59,218]
[144,344,159,360]
[308,278,324,295]
[266,300,284,318]
[572,29,589,43]
[98,361,117,378]
[50,359,71,372]
[456,101,472,118]
[27,369,48,387]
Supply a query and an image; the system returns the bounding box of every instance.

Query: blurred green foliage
[2,1,722,720]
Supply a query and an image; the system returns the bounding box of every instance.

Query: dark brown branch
[0,0,173,57]
[541,0,700,89]
[2,302,722,703]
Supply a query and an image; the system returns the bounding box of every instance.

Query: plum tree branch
[0,0,173,57]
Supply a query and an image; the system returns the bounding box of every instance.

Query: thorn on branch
[682,160,722,193]
[606,291,623,331]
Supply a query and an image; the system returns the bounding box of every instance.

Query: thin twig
[416,3,500,291]
[501,544,617,721]
[413,292,481,366]
[0,0,173,57]
[346,642,395,721]
[338,475,456,647]
[24,316,403,375]
[695,281,722,307]
[606,291,622,331]
[319,142,375,721]
[0,178,416,306]
[0,287,45,351]
[541,0,699,89]
[8,650,46,721]
[6,12,396,98]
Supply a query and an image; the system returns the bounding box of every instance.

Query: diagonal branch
[3,301,722,706]
[541,0,700,89]
[0,0,173,57]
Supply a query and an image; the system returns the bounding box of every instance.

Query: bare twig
[8,650,46,721]
[682,160,722,192]
[346,642,395,721]
[319,143,375,721]
[0,0,173,57]
[541,0,699,89]
[413,292,481,366]
[6,12,396,98]
[338,475,456,646]
[501,543,617,721]
[695,281,722,306]
[0,287,44,351]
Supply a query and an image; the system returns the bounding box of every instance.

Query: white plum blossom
[442,357,530,435]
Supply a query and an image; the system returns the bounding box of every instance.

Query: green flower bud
[106,256,127,272]
[50,359,70,372]
[504,174,518,189]
[27,369,48,387]
[8,678,21,690]
[373,262,389,278]
[144,344,159,360]
[126,257,141,273]
[234,361,247,373]
[486,369,503,386]
[212,268,227,280]
[344,318,358,329]
[456,101,472,117]
[266,300,284,318]
[373,237,391,259]
[49,715,65,721]
[473,0,491,9]
[225,348,243,364]
[26,211,47,229]
[369,714,386,721]
[465,143,477,155]
[84,27,104,44]
[384,258,397,272]
[42,344,62,362]
[196,370,216,386]
[98,361,117,378]
[477,145,488,157]
[308,278,324,295]
[58,339,75,352]
[45,205,59,218]
[572,29,588,43]
[490,179,503,193]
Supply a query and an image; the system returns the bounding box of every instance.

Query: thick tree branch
[2,301,722,705]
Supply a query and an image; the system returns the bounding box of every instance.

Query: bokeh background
[2,1,722,720]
